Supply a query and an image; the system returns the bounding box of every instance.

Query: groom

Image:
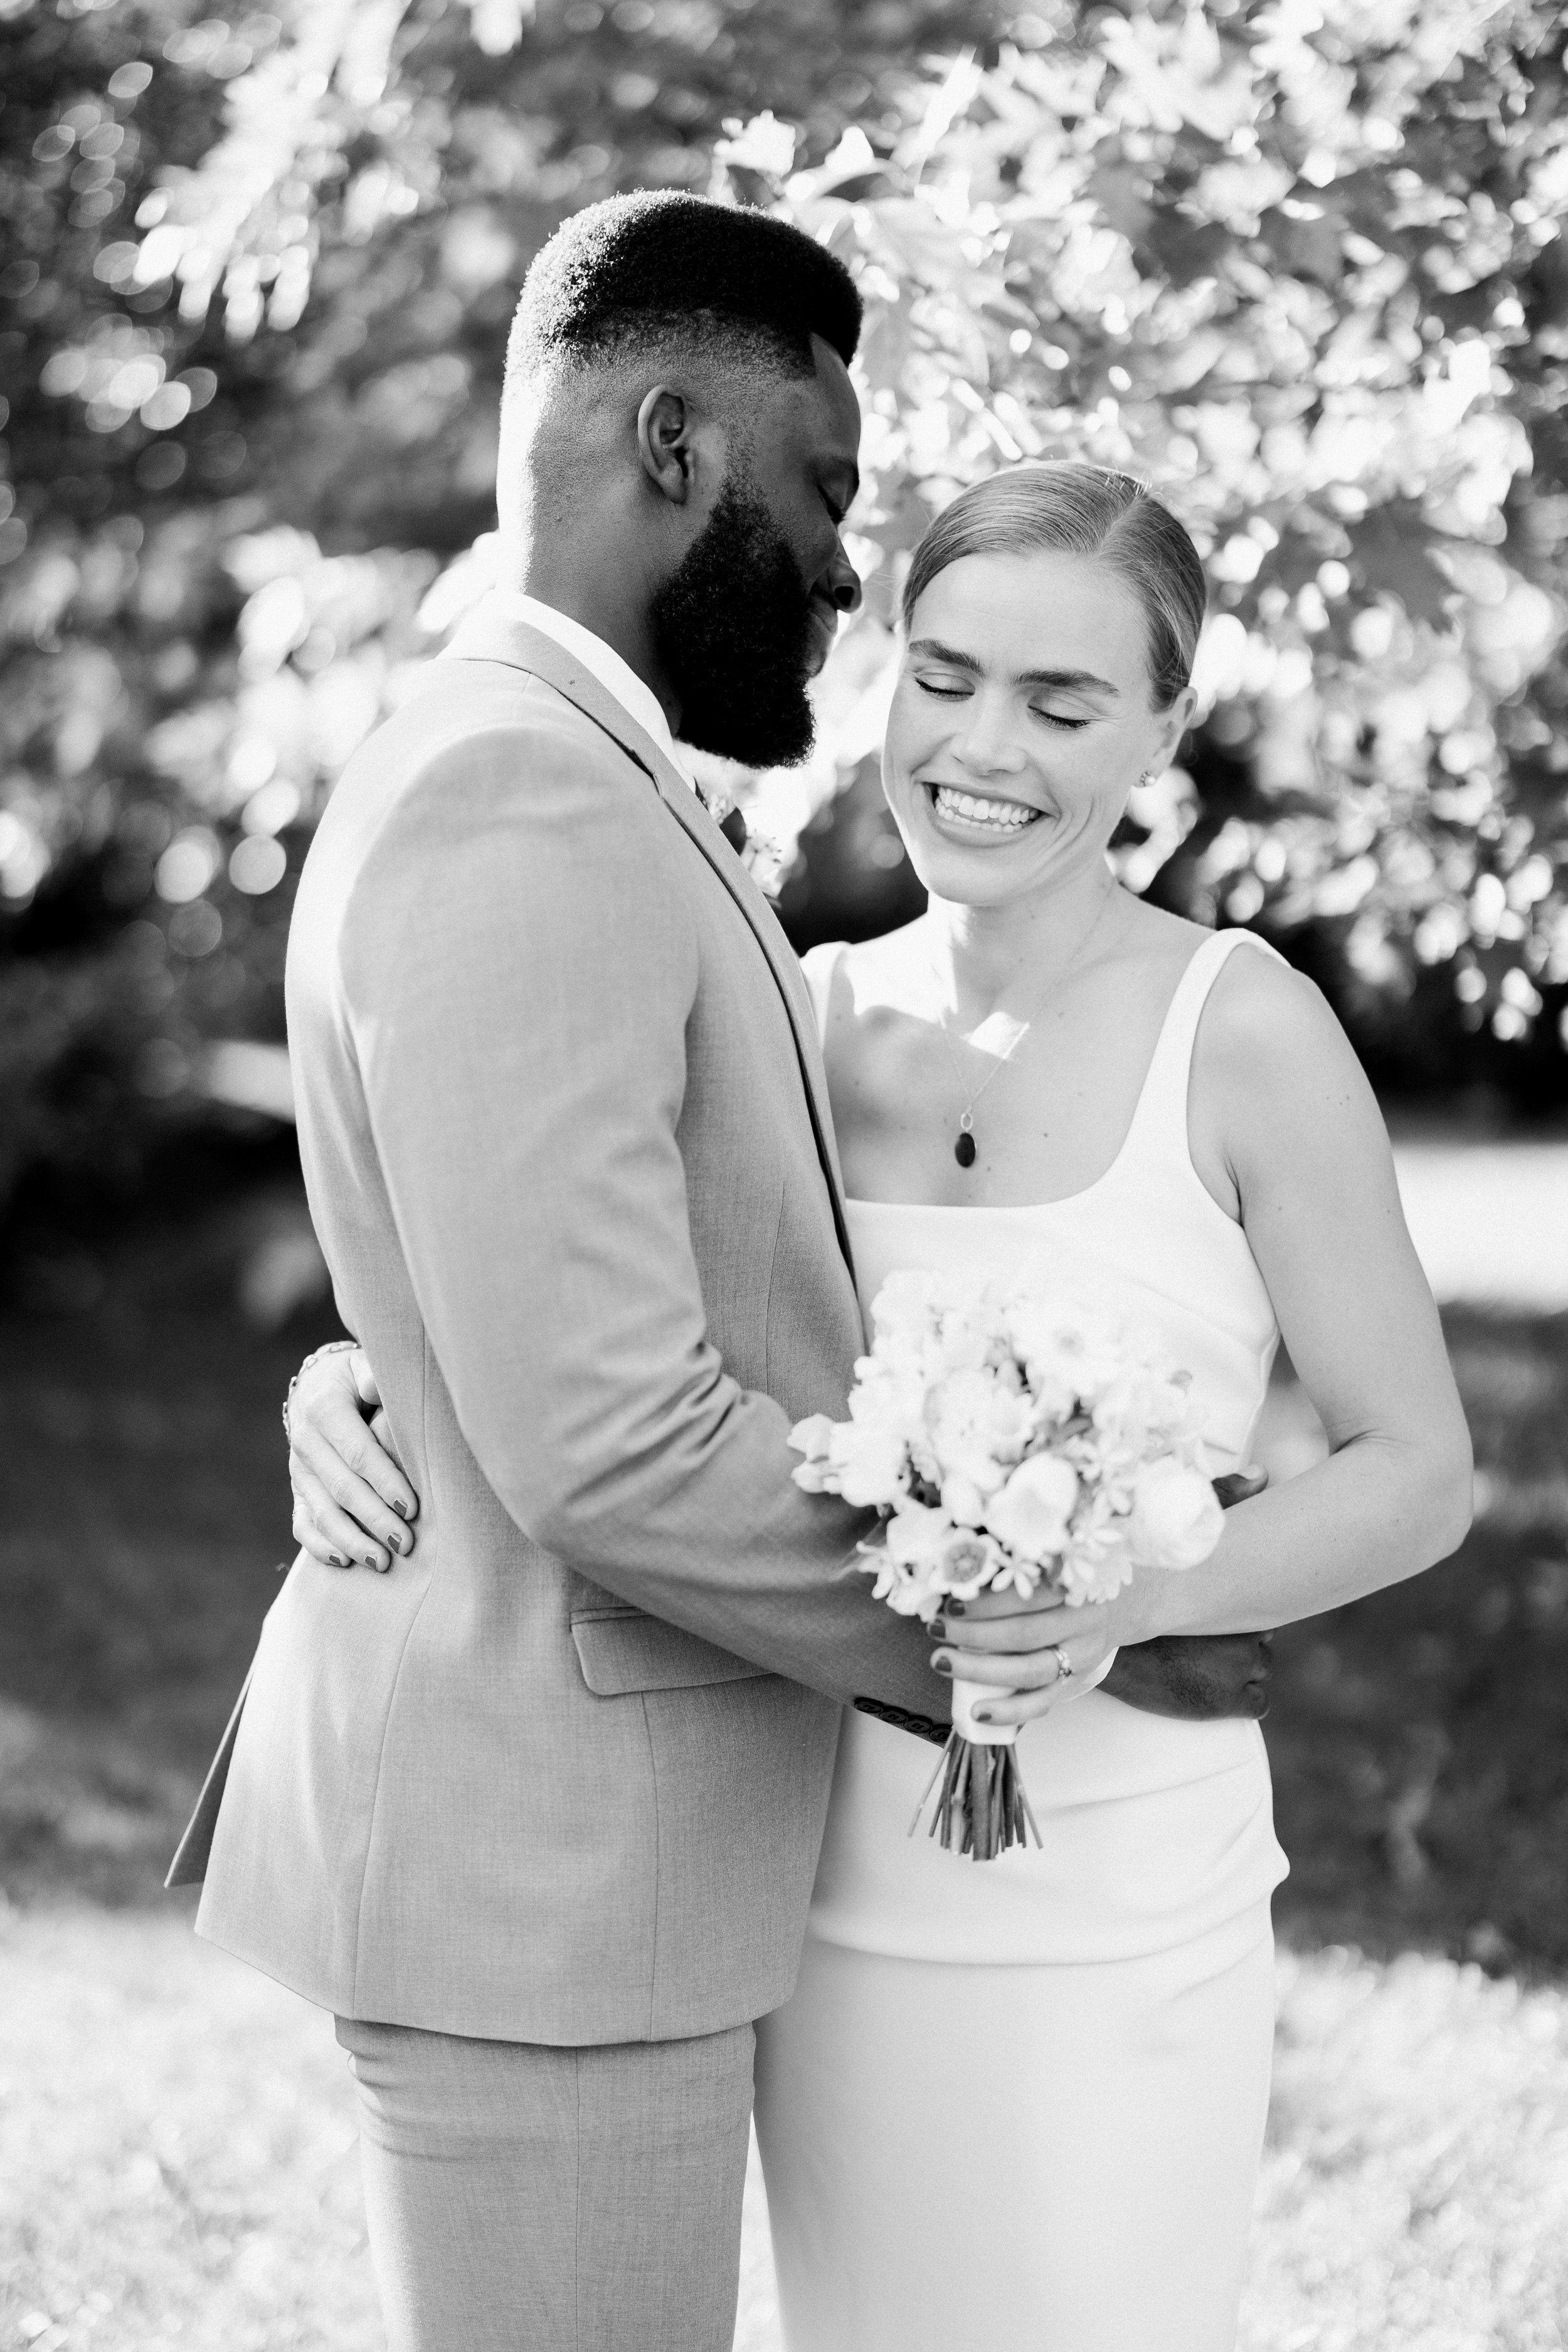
[172,193,1271,2351]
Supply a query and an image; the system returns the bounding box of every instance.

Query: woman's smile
[924,781,1047,844]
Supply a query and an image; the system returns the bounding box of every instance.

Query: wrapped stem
[910,1731,1041,1861]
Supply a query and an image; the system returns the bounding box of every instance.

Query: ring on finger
[1049,1643,1074,1685]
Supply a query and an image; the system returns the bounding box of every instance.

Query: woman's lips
[924,781,1046,839]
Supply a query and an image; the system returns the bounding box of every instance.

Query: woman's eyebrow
[908,636,982,670]
[908,639,1119,698]
[1016,665,1120,697]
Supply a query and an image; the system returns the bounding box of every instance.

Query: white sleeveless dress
[752,930,1291,2352]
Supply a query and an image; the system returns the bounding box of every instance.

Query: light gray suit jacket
[171,604,948,2044]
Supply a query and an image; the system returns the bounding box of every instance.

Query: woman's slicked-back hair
[901,464,1207,709]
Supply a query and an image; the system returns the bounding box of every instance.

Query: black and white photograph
[2,0,1567,2344]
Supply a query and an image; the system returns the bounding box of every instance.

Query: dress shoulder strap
[798,940,849,1052]
[1121,928,1288,1163]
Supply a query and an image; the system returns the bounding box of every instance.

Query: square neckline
[840,930,1252,1222]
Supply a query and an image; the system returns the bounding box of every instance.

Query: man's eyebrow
[824,463,861,513]
[908,638,1120,697]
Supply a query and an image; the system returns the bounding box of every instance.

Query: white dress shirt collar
[487,590,695,793]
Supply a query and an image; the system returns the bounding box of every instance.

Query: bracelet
[283,1337,359,1446]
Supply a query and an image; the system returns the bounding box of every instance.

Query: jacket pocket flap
[571,1613,768,1696]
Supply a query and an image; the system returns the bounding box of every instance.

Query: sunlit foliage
[723,8,1568,1064]
[1,0,1565,1207]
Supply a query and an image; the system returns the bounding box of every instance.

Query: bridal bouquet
[790,1273,1225,1860]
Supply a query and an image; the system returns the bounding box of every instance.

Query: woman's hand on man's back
[287,1344,418,1572]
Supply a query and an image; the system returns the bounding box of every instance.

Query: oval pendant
[955,1130,977,1168]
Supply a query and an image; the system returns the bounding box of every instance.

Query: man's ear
[637,386,694,506]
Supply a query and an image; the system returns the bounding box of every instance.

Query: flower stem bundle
[912,1729,1043,1860]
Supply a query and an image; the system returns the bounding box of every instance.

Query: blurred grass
[1,1195,1566,2347]
[1242,1947,1568,2352]
[3,1919,1562,2352]
[0,1914,375,2352]
[1268,1307,1568,1979]
[0,1189,339,1909]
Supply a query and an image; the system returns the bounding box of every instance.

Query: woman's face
[882,548,1195,910]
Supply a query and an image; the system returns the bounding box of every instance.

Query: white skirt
[753,1911,1276,2352]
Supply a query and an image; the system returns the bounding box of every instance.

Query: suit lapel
[440,607,854,1271]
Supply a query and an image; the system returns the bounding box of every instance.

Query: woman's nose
[953,697,1027,775]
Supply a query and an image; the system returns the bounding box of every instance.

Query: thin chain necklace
[931,891,1119,1169]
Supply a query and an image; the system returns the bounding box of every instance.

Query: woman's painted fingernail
[946,1598,965,1617]
[388,1530,404,1554]
[365,1552,381,1569]
[973,1707,993,1724]
[329,1553,346,1569]
[932,1653,952,1675]
[393,1500,410,1519]
[928,1616,946,1640]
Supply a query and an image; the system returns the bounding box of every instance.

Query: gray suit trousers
[336,2015,756,2351]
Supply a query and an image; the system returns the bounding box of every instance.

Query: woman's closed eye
[913,673,1092,730]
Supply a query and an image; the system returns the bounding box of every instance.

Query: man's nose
[825,540,862,615]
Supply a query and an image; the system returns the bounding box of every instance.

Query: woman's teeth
[931,785,1041,833]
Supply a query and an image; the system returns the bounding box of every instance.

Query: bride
[283,464,1471,2349]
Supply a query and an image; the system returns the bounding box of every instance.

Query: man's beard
[650,469,820,768]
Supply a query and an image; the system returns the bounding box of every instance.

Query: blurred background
[2,0,1566,2344]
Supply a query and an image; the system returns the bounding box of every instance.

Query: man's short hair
[505,192,862,393]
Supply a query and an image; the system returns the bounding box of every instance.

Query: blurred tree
[1,0,1565,1222]
[725,11,1568,1094]
[0,0,996,1214]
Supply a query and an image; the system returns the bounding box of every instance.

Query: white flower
[872,1512,1005,1618]
[830,1419,910,1508]
[1128,1458,1223,1570]
[937,1528,1003,1599]
[886,1502,953,1567]
[929,1362,994,1428]
[870,1269,946,1350]
[850,1352,919,1421]
[985,1451,1079,1564]
[940,1471,988,1527]
[789,1412,840,1493]
[1057,1529,1135,1606]
[926,1369,1005,1492]
[1094,1362,1193,1456]
[1004,1308,1068,1407]
[872,1502,956,1615]
[982,1381,1033,1459]
[788,1403,911,1505]
[987,1549,1044,1600]
[1008,1301,1124,1422]
[926,1364,1032,1484]
[790,1412,836,1461]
